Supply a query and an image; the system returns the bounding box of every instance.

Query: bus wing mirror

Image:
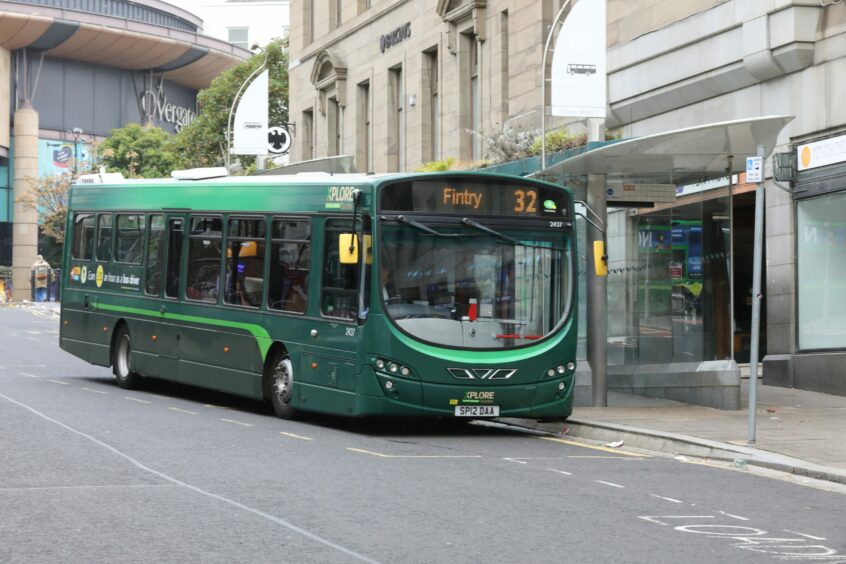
[339,234,358,264]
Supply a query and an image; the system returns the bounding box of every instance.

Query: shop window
[797,192,846,349]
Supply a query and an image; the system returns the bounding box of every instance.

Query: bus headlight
[375,359,385,370]
[547,369,556,377]
[566,361,576,372]
[400,366,410,377]
[388,363,398,373]
[557,365,566,374]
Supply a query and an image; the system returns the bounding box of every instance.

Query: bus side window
[165,218,184,299]
[72,214,95,260]
[322,219,359,320]
[145,215,165,296]
[268,218,310,313]
[96,213,112,262]
[115,214,145,264]
[224,217,266,308]
[186,216,223,303]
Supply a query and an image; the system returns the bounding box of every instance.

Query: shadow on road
[77,374,521,438]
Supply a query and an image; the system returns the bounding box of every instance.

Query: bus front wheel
[268,352,297,419]
[112,326,142,390]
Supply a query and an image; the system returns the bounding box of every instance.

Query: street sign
[267,126,291,155]
[746,156,763,183]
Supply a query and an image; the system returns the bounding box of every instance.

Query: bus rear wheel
[112,326,142,390]
[269,352,297,419]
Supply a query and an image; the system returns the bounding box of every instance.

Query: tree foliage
[97,123,178,178]
[171,38,289,169]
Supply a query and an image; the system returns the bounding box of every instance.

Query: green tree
[16,171,74,266]
[97,123,178,178]
[171,38,289,170]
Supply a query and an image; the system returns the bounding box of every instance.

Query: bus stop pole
[586,171,608,407]
[747,144,766,443]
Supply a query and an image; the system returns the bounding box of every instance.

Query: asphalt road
[1,305,844,563]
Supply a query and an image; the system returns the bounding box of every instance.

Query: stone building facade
[288,0,846,397]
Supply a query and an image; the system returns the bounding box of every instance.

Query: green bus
[60,170,577,420]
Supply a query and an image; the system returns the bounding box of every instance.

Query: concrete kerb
[498,417,846,486]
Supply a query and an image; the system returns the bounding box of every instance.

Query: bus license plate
[454,405,500,417]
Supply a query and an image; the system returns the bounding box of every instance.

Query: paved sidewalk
[508,381,846,484]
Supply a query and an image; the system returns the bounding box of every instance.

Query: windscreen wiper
[396,215,460,237]
[461,217,563,251]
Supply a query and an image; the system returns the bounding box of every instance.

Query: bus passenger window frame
[185,215,224,304]
[96,213,113,262]
[144,214,166,297]
[114,213,146,265]
[72,213,95,261]
[267,216,312,315]
[223,215,267,309]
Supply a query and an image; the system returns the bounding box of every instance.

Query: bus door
[157,214,186,379]
[299,218,364,411]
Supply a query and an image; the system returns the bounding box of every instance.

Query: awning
[543,116,794,185]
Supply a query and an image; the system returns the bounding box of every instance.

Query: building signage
[232,70,269,155]
[380,23,410,53]
[797,133,846,172]
[606,183,676,203]
[141,82,196,133]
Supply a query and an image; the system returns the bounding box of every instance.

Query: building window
[797,192,846,350]
[328,97,341,156]
[388,65,404,172]
[470,37,481,160]
[501,10,509,118]
[305,0,314,44]
[302,108,314,160]
[228,27,249,49]
[357,81,372,172]
[423,48,440,162]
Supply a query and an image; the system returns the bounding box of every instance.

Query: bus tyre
[112,326,142,390]
[269,352,297,419]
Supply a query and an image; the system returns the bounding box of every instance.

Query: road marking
[650,494,683,504]
[539,436,648,457]
[716,510,749,521]
[47,379,69,385]
[221,418,254,427]
[567,455,646,459]
[19,372,39,379]
[124,396,152,404]
[280,432,312,441]
[545,468,572,476]
[0,484,179,492]
[347,448,481,459]
[504,458,528,464]
[81,387,107,395]
[168,407,198,415]
[0,391,380,564]
[784,530,826,541]
[204,403,232,410]
[596,480,625,488]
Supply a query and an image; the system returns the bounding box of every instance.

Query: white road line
[347,448,481,459]
[168,407,198,415]
[0,484,179,492]
[81,387,107,395]
[18,372,39,379]
[540,436,649,457]
[47,379,69,385]
[596,480,625,488]
[221,418,254,427]
[715,510,749,521]
[0,391,379,564]
[203,404,232,410]
[650,494,683,504]
[124,396,152,404]
[783,530,826,541]
[545,468,573,476]
[504,458,528,464]
[280,432,312,441]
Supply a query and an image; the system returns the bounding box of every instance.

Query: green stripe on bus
[98,303,272,360]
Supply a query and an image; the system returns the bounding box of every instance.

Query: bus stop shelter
[536,115,794,408]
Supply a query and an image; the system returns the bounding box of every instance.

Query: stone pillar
[12,108,40,300]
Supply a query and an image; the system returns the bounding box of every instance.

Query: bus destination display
[381,180,567,217]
